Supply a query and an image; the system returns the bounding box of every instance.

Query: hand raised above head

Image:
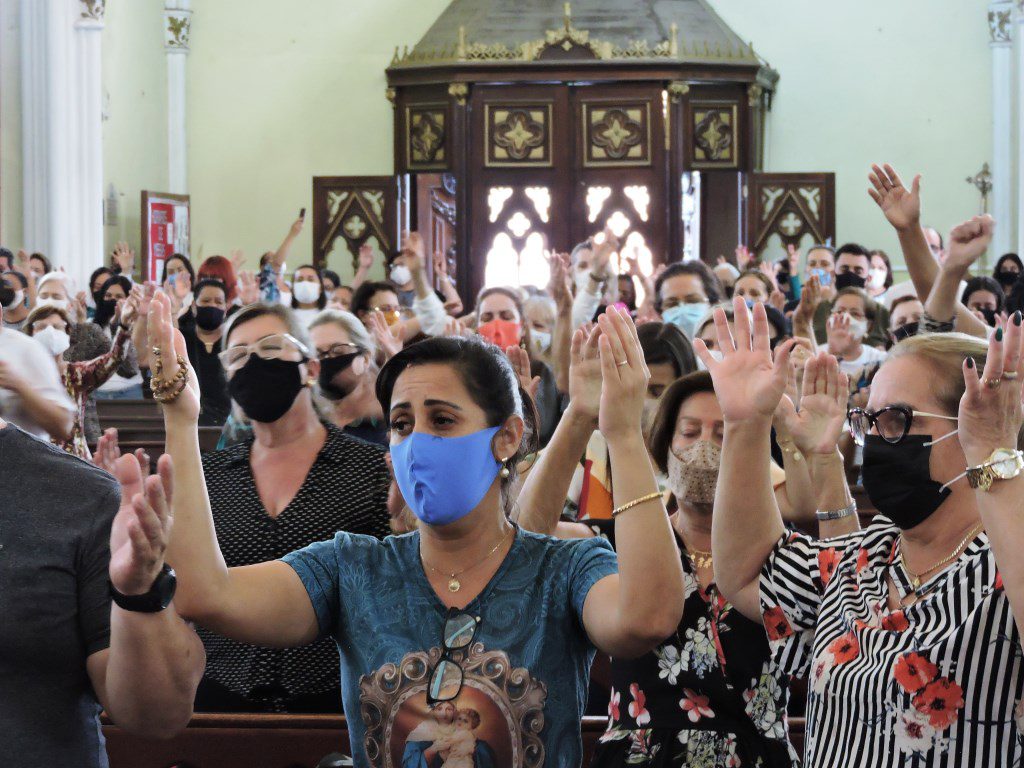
[147,291,201,423]
[945,215,995,274]
[596,306,649,442]
[868,163,921,232]
[568,324,602,423]
[692,297,795,424]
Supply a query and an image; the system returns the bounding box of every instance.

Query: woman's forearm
[775,445,816,528]
[809,449,860,538]
[925,265,967,323]
[515,405,595,535]
[551,306,572,393]
[163,415,233,622]
[713,418,786,609]
[606,433,684,646]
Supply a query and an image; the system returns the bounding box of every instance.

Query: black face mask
[94,299,117,327]
[835,271,867,291]
[891,322,919,344]
[228,355,306,423]
[979,307,998,327]
[0,286,14,308]
[995,270,1019,288]
[861,434,953,530]
[317,353,361,400]
[195,306,226,331]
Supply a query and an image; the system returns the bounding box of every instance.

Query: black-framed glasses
[316,342,360,360]
[847,405,958,447]
[426,608,481,706]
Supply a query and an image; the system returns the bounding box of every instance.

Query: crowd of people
[3,162,1024,768]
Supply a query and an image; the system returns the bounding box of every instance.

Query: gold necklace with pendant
[685,548,714,570]
[898,523,983,591]
[423,527,513,593]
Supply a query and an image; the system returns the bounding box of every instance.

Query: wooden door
[569,82,669,274]
[745,172,836,262]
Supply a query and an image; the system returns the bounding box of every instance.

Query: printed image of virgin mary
[400,701,497,768]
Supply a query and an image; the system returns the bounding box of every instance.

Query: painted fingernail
[996,328,1004,342]
[1015,311,1022,326]
[966,357,975,369]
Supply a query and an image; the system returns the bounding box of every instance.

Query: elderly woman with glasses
[143,294,685,765]
[696,294,1024,768]
[171,300,392,714]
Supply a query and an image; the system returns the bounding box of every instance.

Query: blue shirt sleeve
[281,534,344,638]
[566,536,619,623]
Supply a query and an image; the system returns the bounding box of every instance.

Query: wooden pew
[102,714,806,767]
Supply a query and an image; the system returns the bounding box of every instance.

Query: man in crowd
[811,243,890,347]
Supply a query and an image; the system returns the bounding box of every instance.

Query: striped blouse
[759,517,1023,767]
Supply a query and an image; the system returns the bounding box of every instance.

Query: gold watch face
[990,449,1024,480]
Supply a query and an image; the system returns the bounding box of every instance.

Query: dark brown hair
[646,371,714,474]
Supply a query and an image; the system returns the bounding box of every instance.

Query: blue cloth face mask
[662,302,710,338]
[391,426,502,526]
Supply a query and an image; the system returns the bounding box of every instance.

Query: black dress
[588,519,798,767]
[181,326,231,427]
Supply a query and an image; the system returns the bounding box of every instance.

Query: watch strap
[110,564,177,613]
[816,501,857,521]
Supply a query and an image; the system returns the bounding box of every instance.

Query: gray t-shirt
[0,425,119,767]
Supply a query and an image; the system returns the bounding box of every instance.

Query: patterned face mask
[666,439,721,504]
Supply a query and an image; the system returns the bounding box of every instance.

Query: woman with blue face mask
[148,297,685,766]
[655,261,723,340]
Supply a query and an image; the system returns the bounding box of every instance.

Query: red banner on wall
[141,191,190,282]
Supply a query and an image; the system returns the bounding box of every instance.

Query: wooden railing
[102,714,806,767]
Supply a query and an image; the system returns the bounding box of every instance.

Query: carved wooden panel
[485,103,553,167]
[405,104,448,170]
[312,176,398,280]
[745,172,836,261]
[581,102,650,167]
[690,102,738,169]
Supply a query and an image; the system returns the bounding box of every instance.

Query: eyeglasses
[847,405,958,447]
[316,342,361,360]
[426,609,481,706]
[218,333,310,372]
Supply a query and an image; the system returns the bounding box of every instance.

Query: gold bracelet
[612,491,663,518]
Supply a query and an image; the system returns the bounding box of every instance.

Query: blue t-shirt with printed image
[282,527,618,768]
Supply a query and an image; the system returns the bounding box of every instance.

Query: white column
[165,1,191,194]
[989,1,1013,255]
[74,2,105,289]
[19,0,104,292]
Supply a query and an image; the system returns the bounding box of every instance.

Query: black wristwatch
[110,564,177,613]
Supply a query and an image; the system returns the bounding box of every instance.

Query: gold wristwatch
[966,448,1024,491]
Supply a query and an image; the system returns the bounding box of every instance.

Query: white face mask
[293,281,321,305]
[847,316,868,341]
[695,349,724,371]
[868,267,887,291]
[34,325,70,357]
[37,298,69,311]
[389,265,413,287]
[532,329,552,352]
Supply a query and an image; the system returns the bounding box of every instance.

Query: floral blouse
[591,519,798,767]
[760,517,1024,767]
[55,325,132,460]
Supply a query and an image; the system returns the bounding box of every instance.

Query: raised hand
[93,428,151,477]
[774,352,849,456]
[794,274,822,324]
[358,243,375,272]
[108,452,174,597]
[568,325,603,423]
[787,244,801,275]
[759,260,779,290]
[119,291,140,328]
[147,291,201,422]
[71,292,88,324]
[693,297,795,423]
[826,311,852,353]
[868,163,921,231]
[592,228,619,277]
[230,249,246,274]
[505,345,541,401]
[769,289,787,312]
[238,270,260,305]
[289,215,305,238]
[112,241,136,275]
[547,252,573,314]
[735,244,754,271]
[368,309,403,361]
[945,215,994,274]
[432,251,448,277]
[596,306,649,442]
[401,232,426,273]
[959,313,1024,465]
[442,316,471,338]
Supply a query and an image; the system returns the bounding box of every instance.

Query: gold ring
[985,377,1002,389]
[1004,370,1019,380]
[152,347,162,357]
[616,360,628,366]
